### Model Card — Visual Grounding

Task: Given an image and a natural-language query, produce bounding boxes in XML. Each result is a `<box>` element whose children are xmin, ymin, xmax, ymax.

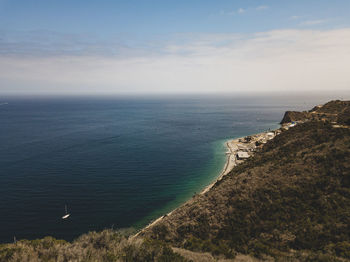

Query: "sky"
<box><xmin>0</xmin><ymin>0</ymin><xmax>350</xmax><ymax>95</ymax></box>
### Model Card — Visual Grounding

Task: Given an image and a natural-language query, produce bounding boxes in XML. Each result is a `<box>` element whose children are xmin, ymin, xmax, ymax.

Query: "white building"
<box><xmin>237</xmin><ymin>151</ymin><xmax>250</xmax><ymax>160</ymax></box>
<box><xmin>267</xmin><ymin>132</ymin><xmax>275</xmax><ymax>140</ymax></box>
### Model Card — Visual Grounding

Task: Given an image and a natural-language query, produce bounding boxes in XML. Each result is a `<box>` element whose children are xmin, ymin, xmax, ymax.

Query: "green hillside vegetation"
<box><xmin>1</xmin><ymin>100</ymin><xmax>350</xmax><ymax>262</ymax></box>
<box><xmin>142</xmin><ymin>120</ymin><xmax>350</xmax><ymax>261</ymax></box>
<box><xmin>0</xmin><ymin>230</ymin><xmax>188</xmax><ymax>262</ymax></box>
<box><xmin>142</xmin><ymin>102</ymin><xmax>350</xmax><ymax>261</ymax></box>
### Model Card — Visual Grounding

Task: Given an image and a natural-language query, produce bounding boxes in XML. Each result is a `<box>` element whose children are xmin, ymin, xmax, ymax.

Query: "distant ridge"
<box><xmin>280</xmin><ymin>100</ymin><xmax>350</xmax><ymax>124</ymax></box>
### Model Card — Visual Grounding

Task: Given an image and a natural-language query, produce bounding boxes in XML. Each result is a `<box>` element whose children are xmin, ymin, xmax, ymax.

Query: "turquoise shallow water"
<box><xmin>133</xmin><ymin>139</ymin><xmax>228</xmax><ymax>228</ymax></box>
<box><xmin>0</xmin><ymin>95</ymin><xmax>330</xmax><ymax>242</ymax></box>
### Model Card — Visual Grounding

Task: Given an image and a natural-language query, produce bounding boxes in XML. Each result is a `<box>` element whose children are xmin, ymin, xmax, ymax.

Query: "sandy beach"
<box><xmin>200</xmin><ymin>139</ymin><xmax>238</xmax><ymax>194</ymax></box>
<box><xmin>136</xmin><ymin>129</ymin><xmax>279</xmax><ymax>236</ymax></box>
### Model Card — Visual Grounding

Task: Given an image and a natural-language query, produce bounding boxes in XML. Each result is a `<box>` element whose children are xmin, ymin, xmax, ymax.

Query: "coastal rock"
<box><xmin>281</xmin><ymin>100</ymin><xmax>350</xmax><ymax>124</ymax></box>
<box><xmin>279</xmin><ymin>111</ymin><xmax>309</xmax><ymax>124</ymax></box>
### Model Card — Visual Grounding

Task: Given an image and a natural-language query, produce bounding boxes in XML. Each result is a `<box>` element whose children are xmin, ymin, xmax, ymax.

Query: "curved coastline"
<box><xmin>135</xmin><ymin>129</ymin><xmax>277</xmax><ymax>236</ymax></box>
<box><xmin>133</xmin><ymin>140</ymin><xmax>233</xmax><ymax>237</ymax></box>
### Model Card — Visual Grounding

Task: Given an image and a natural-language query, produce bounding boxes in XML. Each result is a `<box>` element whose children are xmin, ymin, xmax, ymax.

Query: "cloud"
<box><xmin>1</xmin><ymin>28</ymin><xmax>350</xmax><ymax>95</ymax></box>
<box><xmin>221</xmin><ymin>6</ymin><xmax>265</xmax><ymax>16</ymax></box>
<box><xmin>0</xmin><ymin>30</ymin><xmax>156</xmax><ymax>58</ymax></box>
<box><xmin>238</xmin><ymin>8</ymin><xmax>245</xmax><ymax>14</ymax></box>
<box><xmin>290</xmin><ymin>16</ymin><xmax>300</xmax><ymax>20</ymax></box>
<box><xmin>218</xmin><ymin>8</ymin><xmax>245</xmax><ymax>16</ymax></box>
<box><xmin>300</xmin><ymin>19</ymin><xmax>328</xmax><ymax>26</ymax></box>
<box><xmin>256</xmin><ymin>5</ymin><xmax>268</xmax><ymax>11</ymax></box>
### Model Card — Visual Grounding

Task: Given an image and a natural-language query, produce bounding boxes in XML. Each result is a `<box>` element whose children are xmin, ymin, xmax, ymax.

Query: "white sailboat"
<box><xmin>62</xmin><ymin>205</ymin><xmax>70</xmax><ymax>219</ymax></box>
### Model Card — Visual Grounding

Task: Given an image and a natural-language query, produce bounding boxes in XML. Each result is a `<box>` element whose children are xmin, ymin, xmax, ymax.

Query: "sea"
<box><xmin>0</xmin><ymin>95</ymin><xmax>334</xmax><ymax>243</ymax></box>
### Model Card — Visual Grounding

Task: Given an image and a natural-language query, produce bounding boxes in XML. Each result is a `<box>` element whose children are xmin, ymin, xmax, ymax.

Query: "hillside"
<box><xmin>1</xmin><ymin>100</ymin><xmax>350</xmax><ymax>262</ymax></box>
<box><xmin>141</xmin><ymin>120</ymin><xmax>350</xmax><ymax>261</ymax></box>
<box><xmin>142</xmin><ymin>101</ymin><xmax>350</xmax><ymax>261</ymax></box>
<box><xmin>280</xmin><ymin>100</ymin><xmax>350</xmax><ymax>124</ymax></box>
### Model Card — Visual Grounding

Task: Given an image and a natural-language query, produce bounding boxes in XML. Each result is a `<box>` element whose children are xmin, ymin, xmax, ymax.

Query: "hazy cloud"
<box><xmin>0</xmin><ymin>30</ymin><xmax>166</xmax><ymax>58</ymax></box>
<box><xmin>256</xmin><ymin>5</ymin><xmax>268</xmax><ymax>10</ymax></box>
<box><xmin>219</xmin><ymin>8</ymin><xmax>245</xmax><ymax>16</ymax></box>
<box><xmin>1</xmin><ymin>28</ymin><xmax>350</xmax><ymax>95</ymax></box>
<box><xmin>300</xmin><ymin>19</ymin><xmax>328</xmax><ymax>26</ymax></box>
<box><xmin>238</xmin><ymin>8</ymin><xmax>245</xmax><ymax>14</ymax></box>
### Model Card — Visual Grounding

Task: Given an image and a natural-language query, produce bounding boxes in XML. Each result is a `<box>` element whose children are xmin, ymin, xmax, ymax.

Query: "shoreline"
<box><xmin>136</xmin><ymin>128</ymin><xmax>278</xmax><ymax>236</ymax></box>
<box><xmin>200</xmin><ymin>140</ymin><xmax>237</xmax><ymax>194</ymax></box>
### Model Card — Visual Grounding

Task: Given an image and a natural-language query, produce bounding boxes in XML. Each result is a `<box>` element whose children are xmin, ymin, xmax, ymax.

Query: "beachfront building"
<box><xmin>267</xmin><ymin>132</ymin><xmax>275</xmax><ymax>140</ymax></box>
<box><xmin>236</xmin><ymin>151</ymin><xmax>250</xmax><ymax>160</ymax></box>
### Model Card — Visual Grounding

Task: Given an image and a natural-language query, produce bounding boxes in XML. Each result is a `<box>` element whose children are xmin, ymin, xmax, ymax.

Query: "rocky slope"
<box><xmin>142</xmin><ymin>101</ymin><xmax>350</xmax><ymax>261</ymax></box>
<box><xmin>280</xmin><ymin>100</ymin><xmax>350</xmax><ymax>124</ymax></box>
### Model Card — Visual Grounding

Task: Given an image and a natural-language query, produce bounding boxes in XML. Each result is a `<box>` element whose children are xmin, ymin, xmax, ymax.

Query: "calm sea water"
<box><xmin>0</xmin><ymin>95</ymin><xmax>331</xmax><ymax>242</ymax></box>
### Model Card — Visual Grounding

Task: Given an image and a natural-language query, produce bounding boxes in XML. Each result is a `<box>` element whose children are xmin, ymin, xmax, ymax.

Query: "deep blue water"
<box><xmin>0</xmin><ymin>95</ymin><xmax>332</xmax><ymax>243</ymax></box>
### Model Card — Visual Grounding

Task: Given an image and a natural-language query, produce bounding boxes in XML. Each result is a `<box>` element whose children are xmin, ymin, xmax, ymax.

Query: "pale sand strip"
<box><xmin>201</xmin><ymin>139</ymin><xmax>237</xmax><ymax>194</ymax></box>
<box><xmin>134</xmin><ymin>138</ymin><xmax>241</xmax><ymax>237</ymax></box>
<box><xmin>134</xmin><ymin>130</ymin><xmax>278</xmax><ymax>237</ymax></box>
